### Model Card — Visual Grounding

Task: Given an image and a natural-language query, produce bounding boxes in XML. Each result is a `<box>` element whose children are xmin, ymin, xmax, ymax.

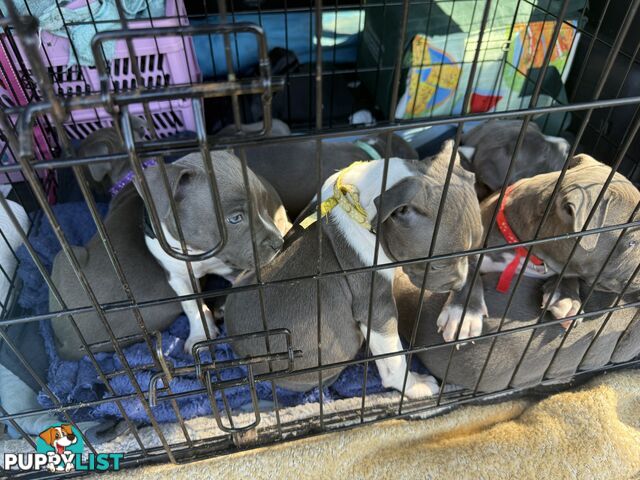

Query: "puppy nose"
<box><xmin>67</xmin><ymin>433</ymin><xmax>76</xmax><ymax>441</ymax></box>
<box><xmin>263</xmin><ymin>236</ymin><xmax>284</xmax><ymax>253</ymax></box>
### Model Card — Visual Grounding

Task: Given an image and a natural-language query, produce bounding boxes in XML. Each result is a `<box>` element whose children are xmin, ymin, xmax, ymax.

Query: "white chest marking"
<box><xmin>145</xmin><ymin>223</ymin><xmax>235</xmax><ymax>280</ymax></box>
<box><xmin>329</xmin><ymin>206</ymin><xmax>395</xmax><ymax>281</ymax></box>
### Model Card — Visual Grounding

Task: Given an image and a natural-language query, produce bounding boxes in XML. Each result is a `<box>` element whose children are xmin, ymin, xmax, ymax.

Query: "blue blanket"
<box><xmin>16</xmin><ymin>201</ymin><xmax>426</xmax><ymax>425</ymax></box>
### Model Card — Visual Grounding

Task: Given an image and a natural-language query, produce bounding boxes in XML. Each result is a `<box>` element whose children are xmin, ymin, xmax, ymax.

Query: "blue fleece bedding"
<box><xmin>16</xmin><ymin>200</ymin><xmax>425</xmax><ymax>425</ymax></box>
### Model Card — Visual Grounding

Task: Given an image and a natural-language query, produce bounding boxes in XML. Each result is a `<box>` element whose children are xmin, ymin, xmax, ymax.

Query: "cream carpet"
<box><xmin>96</xmin><ymin>370</ymin><xmax>640</xmax><ymax>480</ymax></box>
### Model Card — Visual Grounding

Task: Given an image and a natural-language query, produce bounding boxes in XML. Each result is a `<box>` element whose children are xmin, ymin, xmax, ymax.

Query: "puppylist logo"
<box><xmin>2</xmin><ymin>423</ymin><xmax>124</xmax><ymax>473</ymax></box>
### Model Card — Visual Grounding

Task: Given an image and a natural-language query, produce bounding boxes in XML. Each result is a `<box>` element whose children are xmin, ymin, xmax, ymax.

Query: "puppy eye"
<box><xmin>227</xmin><ymin>213</ymin><xmax>244</xmax><ymax>225</ymax></box>
<box><xmin>394</xmin><ymin>206</ymin><xmax>411</xmax><ymax>216</ymax></box>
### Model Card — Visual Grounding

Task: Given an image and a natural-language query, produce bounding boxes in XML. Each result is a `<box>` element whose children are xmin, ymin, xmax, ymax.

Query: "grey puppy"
<box><xmin>437</xmin><ymin>154</ymin><xmax>640</xmax><ymax>344</ymax></box>
<box><xmin>50</xmin><ymin>184</ymin><xmax>182</xmax><ymax>359</ymax></box>
<box><xmin>51</xmin><ymin>129</ymin><xmax>290</xmax><ymax>358</ymax></box>
<box><xmin>395</xmin><ymin>270</ymin><xmax>640</xmax><ymax>393</ymax></box>
<box><xmin>224</xmin><ymin>140</ymin><xmax>481</xmax><ymax>397</ymax></box>
<box><xmin>217</xmin><ymin>120</ymin><xmax>419</xmax><ymax>219</ymax></box>
<box><xmin>135</xmin><ymin>150</ymin><xmax>291</xmax><ymax>353</ymax></box>
<box><xmin>460</xmin><ymin>120</ymin><xmax>570</xmax><ymax>199</ymax></box>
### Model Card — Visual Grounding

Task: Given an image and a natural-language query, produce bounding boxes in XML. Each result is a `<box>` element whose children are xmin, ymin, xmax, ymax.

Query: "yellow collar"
<box><xmin>300</xmin><ymin>161</ymin><xmax>372</xmax><ymax>231</ymax></box>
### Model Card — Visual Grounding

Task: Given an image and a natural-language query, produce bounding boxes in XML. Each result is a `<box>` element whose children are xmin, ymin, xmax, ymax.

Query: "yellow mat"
<box><xmin>99</xmin><ymin>370</ymin><xmax>640</xmax><ymax>480</ymax></box>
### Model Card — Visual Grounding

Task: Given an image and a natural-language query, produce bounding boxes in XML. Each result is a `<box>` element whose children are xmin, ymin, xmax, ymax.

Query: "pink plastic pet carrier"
<box><xmin>0</xmin><ymin>0</ymin><xmax>201</xmax><ymax>187</ymax></box>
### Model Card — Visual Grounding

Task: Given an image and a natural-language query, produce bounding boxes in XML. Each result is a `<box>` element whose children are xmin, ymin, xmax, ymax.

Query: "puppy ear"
<box><xmin>133</xmin><ymin>163</ymin><xmax>196</xmax><ymax>221</ymax></box>
<box><xmin>388</xmin><ymin>134</ymin><xmax>419</xmax><ymax>161</ymax></box>
<box><xmin>78</xmin><ymin>132</ymin><xmax>118</xmax><ymax>182</ymax></box>
<box><xmin>374</xmin><ymin>176</ymin><xmax>426</xmax><ymax>223</ymax></box>
<box><xmin>558</xmin><ymin>186</ymin><xmax>611</xmax><ymax>251</ymax></box>
<box><xmin>86</xmin><ymin>162</ymin><xmax>112</xmax><ymax>183</ymax></box>
<box><xmin>85</xmin><ymin>148</ymin><xmax>114</xmax><ymax>185</ymax></box>
<box><xmin>61</xmin><ymin>424</ymin><xmax>74</xmax><ymax>436</ymax></box>
<box><xmin>431</xmin><ymin>140</ymin><xmax>476</xmax><ymax>183</ymax></box>
<box><xmin>434</xmin><ymin>139</ymin><xmax>457</xmax><ymax>163</ymax></box>
<box><xmin>39</xmin><ymin>428</ymin><xmax>55</xmax><ymax>446</ymax></box>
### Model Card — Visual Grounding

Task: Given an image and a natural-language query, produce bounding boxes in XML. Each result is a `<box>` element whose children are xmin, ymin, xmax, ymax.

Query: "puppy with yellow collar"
<box><xmin>224</xmin><ymin>141</ymin><xmax>482</xmax><ymax>397</ymax></box>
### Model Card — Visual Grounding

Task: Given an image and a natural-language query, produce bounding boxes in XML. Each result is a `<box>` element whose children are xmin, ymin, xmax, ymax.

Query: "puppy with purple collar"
<box><xmin>51</xmin><ymin>130</ymin><xmax>290</xmax><ymax>357</ymax></box>
<box><xmin>134</xmin><ymin>151</ymin><xmax>290</xmax><ymax>351</ymax></box>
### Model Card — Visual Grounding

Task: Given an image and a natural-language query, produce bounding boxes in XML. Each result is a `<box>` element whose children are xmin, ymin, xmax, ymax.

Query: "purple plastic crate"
<box><xmin>25</xmin><ymin>0</ymin><xmax>201</xmax><ymax>96</ymax></box>
<box><xmin>0</xmin><ymin>0</ymin><xmax>201</xmax><ymax>171</ymax></box>
<box><xmin>0</xmin><ymin>57</ymin><xmax>58</xmax><ymax>190</ymax></box>
<box><xmin>64</xmin><ymin>100</ymin><xmax>196</xmax><ymax>140</ymax></box>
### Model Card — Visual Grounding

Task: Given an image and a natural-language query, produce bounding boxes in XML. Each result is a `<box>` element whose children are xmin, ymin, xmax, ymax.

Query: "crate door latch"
<box><xmin>149</xmin><ymin>328</ymin><xmax>302</xmax><ymax>434</ymax></box>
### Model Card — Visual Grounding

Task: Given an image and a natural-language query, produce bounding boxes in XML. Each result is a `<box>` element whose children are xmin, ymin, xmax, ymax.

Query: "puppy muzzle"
<box><xmin>248</xmin><ymin>236</ymin><xmax>284</xmax><ymax>268</ymax></box>
<box><xmin>429</xmin><ymin>278</ymin><xmax>465</xmax><ymax>293</ymax></box>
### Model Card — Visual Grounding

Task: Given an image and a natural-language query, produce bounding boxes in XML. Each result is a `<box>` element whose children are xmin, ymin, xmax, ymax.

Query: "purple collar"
<box><xmin>109</xmin><ymin>159</ymin><xmax>157</xmax><ymax>197</ymax></box>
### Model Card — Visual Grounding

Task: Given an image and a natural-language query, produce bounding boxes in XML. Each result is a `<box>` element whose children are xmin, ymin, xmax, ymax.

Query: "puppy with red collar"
<box><xmin>39</xmin><ymin>424</ymin><xmax>77</xmax><ymax>472</ymax></box>
<box><xmin>437</xmin><ymin>154</ymin><xmax>640</xmax><ymax>342</ymax></box>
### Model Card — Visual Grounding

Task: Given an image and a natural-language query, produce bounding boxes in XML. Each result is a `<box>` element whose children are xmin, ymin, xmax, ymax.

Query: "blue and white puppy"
<box><xmin>224</xmin><ymin>141</ymin><xmax>482</xmax><ymax>397</ymax></box>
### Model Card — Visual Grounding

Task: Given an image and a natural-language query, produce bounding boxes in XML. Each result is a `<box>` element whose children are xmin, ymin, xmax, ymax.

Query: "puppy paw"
<box><xmin>65</xmin><ymin>463</ymin><xmax>75</xmax><ymax>472</ymax></box>
<box><xmin>437</xmin><ymin>304</ymin><xmax>484</xmax><ymax>342</ymax></box>
<box><xmin>184</xmin><ymin>330</ymin><xmax>217</xmax><ymax>355</ymax></box>
<box><xmin>184</xmin><ymin>308</ymin><xmax>220</xmax><ymax>354</ymax></box>
<box><xmin>404</xmin><ymin>373</ymin><xmax>440</xmax><ymax>398</ymax></box>
<box><xmin>542</xmin><ymin>291</ymin><xmax>581</xmax><ymax>330</ymax></box>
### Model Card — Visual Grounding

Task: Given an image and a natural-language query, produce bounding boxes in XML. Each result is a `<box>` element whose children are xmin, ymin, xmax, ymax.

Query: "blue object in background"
<box><xmin>192</xmin><ymin>11</ymin><xmax>362</xmax><ymax>78</ymax></box>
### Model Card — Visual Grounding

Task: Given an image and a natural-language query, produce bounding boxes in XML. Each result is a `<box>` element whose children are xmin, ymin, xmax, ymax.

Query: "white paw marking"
<box><xmin>184</xmin><ymin>307</ymin><xmax>219</xmax><ymax>354</ymax></box>
<box><xmin>403</xmin><ymin>372</ymin><xmax>440</xmax><ymax>398</ymax></box>
<box><xmin>542</xmin><ymin>291</ymin><xmax>582</xmax><ymax>330</ymax></box>
<box><xmin>360</xmin><ymin>325</ymin><xmax>439</xmax><ymax>397</ymax></box>
<box><xmin>437</xmin><ymin>304</ymin><xmax>484</xmax><ymax>342</ymax></box>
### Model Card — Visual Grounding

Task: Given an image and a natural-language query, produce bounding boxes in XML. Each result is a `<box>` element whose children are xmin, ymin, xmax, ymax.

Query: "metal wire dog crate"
<box><xmin>1</xmin><ymin>0</ymin><xmax>640</xmax><ymax>476</ymax></box>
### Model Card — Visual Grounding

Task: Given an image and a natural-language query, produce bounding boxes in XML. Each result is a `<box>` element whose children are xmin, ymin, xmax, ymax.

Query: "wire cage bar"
<box><xmin>0</xmin><ymin>0</ymin><xmax>639</xmax><ymax>476</ymax></box>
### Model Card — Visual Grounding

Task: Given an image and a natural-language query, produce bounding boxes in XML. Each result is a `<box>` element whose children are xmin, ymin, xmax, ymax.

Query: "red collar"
<box><xmin>495</xmin><ymin>185</ymin><xmax>545</xmax><ymax>293</ymax></box>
